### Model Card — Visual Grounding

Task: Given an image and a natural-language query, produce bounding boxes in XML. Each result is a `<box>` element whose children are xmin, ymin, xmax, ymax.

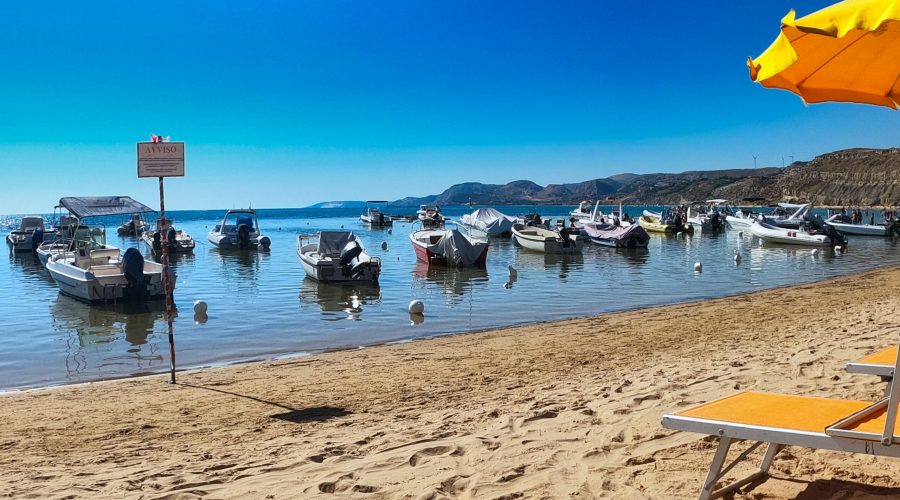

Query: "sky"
<box><xmin>0</xmin><ymin>1</ymin><xmax>896</xmax><ymax>214</ymax></box>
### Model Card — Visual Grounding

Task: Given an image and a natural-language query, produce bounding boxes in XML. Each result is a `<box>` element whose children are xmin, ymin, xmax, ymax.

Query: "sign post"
<box><xmin>138</xmin><ymin>137</ymin><xmax>185</xmax><ymax>384</ymax></box>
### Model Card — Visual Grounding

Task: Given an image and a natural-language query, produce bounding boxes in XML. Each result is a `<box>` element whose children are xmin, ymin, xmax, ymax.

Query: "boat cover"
<box><xmin>59</xmin><ymin>196</ymin><xmax>155</xmax><ymax>219</ymax></box>
<box><xmin>317</xmin><ymin>231</ymin><xmax>358</xmax><ymax>257</ymax></box>
<box><xmin>435</xmin><ymin>229</ymin><xmax>485</xmax><ymax>266</ymax></box>
<box><xmin>582</xmin><ymin>223</ymin><xmax>649</xmax><ymax>244</ymax></box>
<box><xmin>461</xmin><ymin>208</ymin><xmax>514</xmax><ymax>235</ymax></box>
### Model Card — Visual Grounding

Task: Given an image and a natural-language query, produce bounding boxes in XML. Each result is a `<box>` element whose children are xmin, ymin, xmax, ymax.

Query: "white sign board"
<box><xmin>137</xmin><ymin>142</ymin><xmax>185</xmax><ymax>178</ymax></box>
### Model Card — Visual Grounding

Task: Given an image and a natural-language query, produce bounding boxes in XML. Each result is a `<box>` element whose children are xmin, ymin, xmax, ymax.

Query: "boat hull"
<box><xmin>410</xmin><ymin>230</ymin><xmax>488</xmax><ymax>267</ymax></box>
<box><xmin>46</xmin><ymin>257</ymin><xmax>171</xmax><ymax>304</ymax></box>
<box><xmin>511</xmin><ymin>225</ymin><xmax>585</xmax><ymax>254</ymax></box>
<box><xmin>750</xmin><ymin>221</ymin><xmax>837</xmax><ymax>247</ymax></box>
<box><xmin>825</xmin><ymin>221</ymin><xmax>891</xmax><ymax>236</ymax></box>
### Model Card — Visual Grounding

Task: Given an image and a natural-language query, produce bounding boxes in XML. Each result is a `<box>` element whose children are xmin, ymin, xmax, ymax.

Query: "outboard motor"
<box><xmin>167</xmin><ymin>226</ymin><xmax>177</xmax><ymax>253</ymax></box>
<box><xmin>822</xmin><ymin>224</ymin><xmax>848</xmax><ymax>248</ymax></box>
<box><xmin>31</xmin><ymin>227</ymin><xmax>43</xmax><ymax>253</ymax></box>
<box><xmin>122</xmin><ymin>248</ymin><xmax>145</xmax><ymax>302</ymax></box>
<box><xmin>237</xmin><ymin>224</ymin><xmax>251</xmax><ymax>249</ymax></box>
<box><xmin>152</xmin><ymin>231</ymin><xmax>163</xmax><ymax>259</ymax></box>
<box><xmin>709</xmin><ymin>212</ymin><xmax>720</xmax><ymax>229</ymax></box>
<box><xmin>339</xmin><ymin>240</ymin><xmax>363</xmax><ymax>267</ymax></box>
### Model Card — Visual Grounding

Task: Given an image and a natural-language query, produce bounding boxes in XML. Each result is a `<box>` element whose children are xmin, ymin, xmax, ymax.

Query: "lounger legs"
<box><xmin>699</xmin><ymin>439</ymin><xmax>783</xmax><ymax>500</ymax></box>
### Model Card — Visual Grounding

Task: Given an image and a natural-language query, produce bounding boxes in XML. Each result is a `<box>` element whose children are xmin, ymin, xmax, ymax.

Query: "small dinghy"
<box><xmin>638</xmin><ymin>213</ymin><xmax>693</xmax><ymax>234</ymax></box>
<box><xmin>511</xmin><ymin>223</ymin><xmax>586</xmax><ymax>254</ymax></box>
<box><xmin>750</xmin><ymin>219</ymin><xmax>848</xmax><ymax>247</ymax></box>
<box><xmin>298</xmin><ymin>231</ymin><xmax>381</xmax><ymax>283</ymax></box>
<box><xmin>582</xmin><ymin>222</ymin><xmax>649</xmax><ymax>248</ymax></box>
<box><xmin>410</xmin><ymin>227</ymin><xmax>488</xmax><ymax>267</ymax></box>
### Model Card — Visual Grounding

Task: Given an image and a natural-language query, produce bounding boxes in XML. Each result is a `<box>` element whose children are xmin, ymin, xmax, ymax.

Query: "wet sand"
<box><xmin>4</xmin><ymin>267</ymin><xmax>900</xmax><ymax>499</ymax></box>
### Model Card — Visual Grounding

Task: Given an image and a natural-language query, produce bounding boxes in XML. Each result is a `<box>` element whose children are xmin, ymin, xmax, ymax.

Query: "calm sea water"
<box><xmin>2</xmin><ymin>205</ymin><xmax>899</xmax><ymax>391</ymax></box>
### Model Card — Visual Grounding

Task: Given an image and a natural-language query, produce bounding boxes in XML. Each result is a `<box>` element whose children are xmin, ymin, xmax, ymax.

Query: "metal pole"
<box><xmin>159</xmin><ymin>176</ymin><xmax>176</xmax><ymax>384</ymax></box>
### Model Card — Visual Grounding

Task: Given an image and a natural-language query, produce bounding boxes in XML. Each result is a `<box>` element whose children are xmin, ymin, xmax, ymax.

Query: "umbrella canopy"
<box><xmin>747</xmin><ymin>0</ymin><xmax>900</xmax><ymax>108</ymax></box>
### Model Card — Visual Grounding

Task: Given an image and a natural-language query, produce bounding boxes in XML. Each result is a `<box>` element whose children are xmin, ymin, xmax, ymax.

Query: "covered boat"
<box><xmin>6</xmin><ymin>216</ymin><xmax>55</xmax><ymax>253</ymax></box>
<box><xmin>298</xmin><ymin>231</ymin><xmax>381</xmax><ymax>283</ymax></box>
<box><xmin>750</xmin><ymin>219</ymin><xmax>848</xmax><ymax>247</ymax></box>
<box><xmin>511</xmin><ymin>223</ymin><xmax>586</xmax><ymax>254</ymax></box>
<box><xmin>410</xmin><ymin>228</ymin><xmax>488</xmax><ymax>267</ymax></box>
<box><xmin>208</xmin><ymin>209</ymin><xmax>271</xmax><ymax>250</ymax></box>
<box><xmin>459</xmin><ymin>207</ymin><xmax>515</xmax><ymax>238</ymax></box>
<box><xmin>582</xmin><ymin>222</ymin><xmax>649</xmax><ymax>248</ymax></box>
<box><xmin>45</xmin><ymin>196</ymin><xmax>170</xmax><ymax>304</ymax></box>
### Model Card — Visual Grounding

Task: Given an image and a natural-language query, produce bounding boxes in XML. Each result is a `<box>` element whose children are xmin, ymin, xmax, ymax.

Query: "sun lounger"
<box><xmin>662</xmin><ymin>340</ymin><xmax>900</xmax><ymax>500</ymax></box>
<box><xmin>846</xmin><ymin>346</ymin><xmax>897</xmax><ymax>378</ymax></box>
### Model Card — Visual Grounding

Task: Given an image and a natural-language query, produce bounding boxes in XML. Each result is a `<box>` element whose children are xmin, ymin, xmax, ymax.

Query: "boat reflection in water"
<box><xmin>298</xmin><ymin>278</ymin><xmax>382</xmax><ymax>321</ymax></box>
<box><xmin>210</xmin><ymin>247</ymin><xmax>267</xmax><ymax>293</ymax></box>
<box><xmin>7</xmin><ymin>249</ymin><xmax>55</xmax><ymax>285</ymax></box>
<box><xmin>512</xmin><ymin>251</ymin><xmax>584</xmax><ymax>280</ymax></box>
<box><xmin>51</xmin><ymin>296</ymin><xmax>171</xmax><ymax>382</ymax></box>
<box><xmin>411</xmin><ymin>261</ymin><xmax>489</xmax><ymax>304</ymax></box>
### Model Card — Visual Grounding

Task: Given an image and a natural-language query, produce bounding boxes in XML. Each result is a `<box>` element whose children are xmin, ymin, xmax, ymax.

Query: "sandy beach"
<box><xmin>4</xmin><ymin>267</ymin><xmax>900</xmax><ymax>499</ymax></box>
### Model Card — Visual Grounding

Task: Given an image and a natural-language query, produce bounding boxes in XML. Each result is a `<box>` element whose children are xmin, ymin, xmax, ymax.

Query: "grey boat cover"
<box><xmin>316</xmin><ymin>231</ymin><xmax>361</xmax><ymax>257</ymax></box>
<box><xmin>434</xmin><ymin>229</ymin><xmax>486</xmax><ymax>266</ymax></box>
<box><xmin>59</xmin><ymin>196</ymin><xmax>155</xmax><ymax>219</ymax></box>
<box><xmin>460</xmin><ymin>208</ymin><xmax>514</xmax><ymax>236</ymax></box>
<box><xmin>582</xmin><ymin>223</ymin><xmax>649</xmax><ymax>244</ymax></box>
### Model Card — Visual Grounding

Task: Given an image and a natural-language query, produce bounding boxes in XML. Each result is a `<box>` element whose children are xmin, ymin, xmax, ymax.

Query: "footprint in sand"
<box><xmin>409</xmin><ymin>445</ymin><xmax>464</xmax><ymax>467</ymax></box>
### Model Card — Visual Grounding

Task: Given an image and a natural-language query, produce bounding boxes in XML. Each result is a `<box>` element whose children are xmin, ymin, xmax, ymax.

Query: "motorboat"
<box><xmin>824</xmin><ymin>213</ymin><xmax>896</xmax><ymax>237</ymax></box>
<box><xmin>581</xmin><ymin>222</ymin><xmax>649</xmax><ymax>248</ymax></box>
<box><xmin>410</xmin><ymin>227</ymin><xmax>488</xmax><ymax>267</ymax></box>
<box><xmin>750</xmin><ymin>219</ymin><xmax>848</xmax><ymax>247</ymax></box>
<box><xmin>208</xmin><ymin>209</ymin><xmax>271</xmax><ymax>250</ymax></box>
<box><xmin>360</xmin><ymin>201</ymin><xmax>393</xmax><ymax>227</ymax></box>
<box><xmin>760</xmin><ymin>203</ymin><xmax>812</xmax><ymax>229</ymax></box>
<box><xmin>459</xmin><ymin>207</ymin><xmax>515</xmax><ymax>238</ymax></box>
<box><xmin>638</xmin><ymin>210</ymin><xmax>693</xmax><ymax>234</ymax></box>
<box><xmin>686</xmin><ymin>200</ymin><xmax>727</xmax><ymax>231</ymax></box>
<box><xmin>511</xmin><ymin>223</ymin><xmax>586</xmax><ymax>254</ymax></box>
<box><xmin>298</xmin><ymin>231</ymin><xmax>381</xmax><ymax>283</ymax></box>
<box><xmin>573</xmin><ymin>200</ymin><xmax>632</xmax><ymax>228</ymax></box>
<box><xmin>117</xmin><ymin>213</ymin><xmax>151</xmax><ymax>236</ymax></box>
<box><xmin>417</xmin><ymin>205</ymin><xmax>446</xmax><ymax>227</ymax></box>
<box><xmin>517</xmin><ymin>212</ymin><xmax>550</xmax><ymax>228</ymax></box>
<box><xmin>141</xmin><ymin>219</ymin><xmax>196</xmax><ymax>258</ymax></box>
<box><xmin>6</xmin><ymin>216</ymin><xmax>55</xmax><ymax>253</ymax></box>
<box><xmin>570</xmin><ymin>200</ymin><xmax>594</xmax><ymax>223</ymax></box>
<box><xmin>45</xmin><ymin>196</ymin><xmax>171</xmax><ymax>304</ymax></box>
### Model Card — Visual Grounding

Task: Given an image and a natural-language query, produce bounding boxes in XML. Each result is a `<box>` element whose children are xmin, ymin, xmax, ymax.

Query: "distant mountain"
<box><xmin>305</xmin><ymin>201</ymin><xmax>367</xmax><ymax>209</ymax></box>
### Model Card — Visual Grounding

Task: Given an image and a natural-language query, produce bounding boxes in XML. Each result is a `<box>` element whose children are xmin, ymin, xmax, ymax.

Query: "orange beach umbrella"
<box><xmin>747</xmin><ymin>0</ymin><xmax>900</xmax><ymax>109</ymax></box>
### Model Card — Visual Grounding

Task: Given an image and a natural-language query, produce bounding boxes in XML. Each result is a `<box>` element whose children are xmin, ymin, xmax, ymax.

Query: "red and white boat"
<box><xmin>409</xmin><ymin>228</ymin><xmax>488</xmax><ymax>267</ymax></box>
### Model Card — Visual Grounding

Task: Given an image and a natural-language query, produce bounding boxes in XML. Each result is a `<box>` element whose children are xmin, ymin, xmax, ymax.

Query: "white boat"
<box><xmin>726</xmin><ymin>210</ymin><xmax>756</xmax><ymax>227</ymax></box>
<box><xmin>511</xmin><ymin>223</ymin><xmax>586</xmax><ymax>254</ymax></box>
<box><xmin>6</xmin><ymin>216</ymin><xmax>55</xmax><ymax>253</ymax></box>
<box><xmin>570</xmin><ymin>200</ymin><xmax>594</xmax><ymax>223</ymax></box>
<box><xmin>687</xmin><ymin>200</ymin><xmax>727</xmax><ymax>231</ymax></box>
<box><xmin>117</xmin><ymin>213</ymin><xmax>151</xmax><ymax>236</ymax></box>
<box><xmin>298</xmin><ymin>231</ymin><xmax>381</xmax><ymax>283</ymax></box>
<box><xmin>360</xmin><ymin>201</ymin><xmax>393</xmax><ymax>227</ymax></box>
<box><xmin>750</xmin><ymin>219</ymin><xmax>848</xmax><ymax>247</ymax></box>
<box><xmin>581</xmin><ymin>222</ymin><xmax>649</xmax><ymax>248</ymax></box>
<box><xmin>141</xmin><ymin>219</ymin><xmax>196</xmax><ymax>257</ymax></box>
<box><xmin>760</xmin><ymin>203</ymin><xmax>812</xmax><ymax>229</ymax></box>
<box><xmin>416</xmin><ymin>205</ymin><xmax>446</xmax><ymax>227</ymax></box>
<box><xmin>824</xmin><ymin>213</ymin><xmax>895</xmax><ymax>237</ymax></box>
<box><xmin>45</xmin><ymin>197</ymin><xmax>171</xmax><ymax>304</ymax></box>
<box><xmin>574</xmin><ymin>200</ymin><xmax>632</xmax><ymax>228</ymax></box>
<box><xmin>459</xmin><ymin>207</ymin><xmax>515</xmax><ymax>238</ymax></box>
<box><xmin>410</xmin><ymin>227</ymin><xmax>488</xmax><ymax>267</ymax></box>
<box><xmin>208</xmin><ymin>209</ymin><xmax>271</xmax><ymax>250</ymax></box>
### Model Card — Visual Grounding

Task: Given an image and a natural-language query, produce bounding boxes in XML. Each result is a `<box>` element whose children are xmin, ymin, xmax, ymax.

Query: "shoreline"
<box><xmin>5</xmin><ymin>265</ymin><xmax>900</xmax><ymax>498</ymax></box>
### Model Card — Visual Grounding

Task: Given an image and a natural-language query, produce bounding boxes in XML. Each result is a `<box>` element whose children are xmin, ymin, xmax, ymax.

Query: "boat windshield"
<box><xmin>73</xmin><ymin>226</ymin><xmax>106</xmax><ymax>249</ymax></box>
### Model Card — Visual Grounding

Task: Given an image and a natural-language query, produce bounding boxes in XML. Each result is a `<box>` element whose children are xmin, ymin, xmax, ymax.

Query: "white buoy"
<box><xmin>193</xmin><ymin>300</ymin><xmax>208</xmax><ymax>315</ymax></box>
<box><xmin>694</xmin><ymin>262</ymin><xmax>702</xmax><ymax>272</ymax></box>
<box><xmin>508</xmin><ymin>265</ymin><xmax>517</xmax><ymax>278</ymax></box>
<box><xmin>812</xmin><ymin>248</ymin><xmax>820</xmax><ymax>256</ymax></box>
<box><xmin>408</xmin><ymin>299</ymin><xmax>425</xmax><ymax>315</ymax></box>
<box><xmin>381</xmin><ymin>241</ymin><xmax>388</xmax><ymax>250</ymax></box>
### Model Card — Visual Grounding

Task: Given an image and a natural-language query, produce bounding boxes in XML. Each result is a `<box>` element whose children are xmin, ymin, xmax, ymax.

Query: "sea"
<box><xmin>2</xmin><ymin>205</ymin><xmax>899</xmax><ymax>391</ymax></box>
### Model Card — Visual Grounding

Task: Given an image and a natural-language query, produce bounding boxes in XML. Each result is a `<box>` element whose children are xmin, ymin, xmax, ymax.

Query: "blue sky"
<box><xmin>1</xmin><ymin>1</ymin><xmax>896</xmax><ymax>214</ymax></box>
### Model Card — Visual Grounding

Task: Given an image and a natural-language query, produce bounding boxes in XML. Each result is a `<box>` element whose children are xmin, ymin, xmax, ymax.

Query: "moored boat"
<box><xmin>638</xmin><ymin>212</ymin><xmax>693</xmax><ymax>234</ymax></box>
<box><xmin>582</xmin><ymin>222</ymin><xmax>649</xmax><ymax>248</ymax></box>
<box><xmin>410</xmin><ymin>227</ymin><xmax>488</xmax><ymax>267</ymax></box>
<box><xmin>459</xmin><ymin>207</ymin><xmax>515</xmax><ymax>238</ymax></box>
<box><xmin>360</xmin><ymin>201</ymin><xmax>393</xmax><ymax>227</ymax></box>
<box><xmin>824</xmin><ymin>213</ymin><xmax>896</xmax><ymax>237</ymax></box>
<box><xmin>416</xmin><ymin>205</ymin><xmax>446</xmax><ymax>227</ymax></box>
<box><xmin>142</xmin><ymin>220</ymin><xmax>196</xmax><ymax>258</ymax></box>
<box><xmin>208</xmin><ymin>209</ymin><xmax>271</xmax><ymax>250</ymax></box>
<box><xmin>750</xmin><ymin>219</ymin><xmax>848</xmax><ymax>247</ymax></box>
<box><xmin>117</xmin><ymin>213</ymin><xmax>151</xmax><ymax>236</ymax></box>
<box><xmin>298</xmin><ymin>231</ymin><xmax>381</xmax><ymax>283</ymax></box>
<box><xmin>511</xmin><ymin>223</ymin><xmax>586</xmax><ymax>254</ymax></box>
<box><xmin>6</xmin><ymin>216</ymin><xmax>55</xmax><ymax>253</ymax></box>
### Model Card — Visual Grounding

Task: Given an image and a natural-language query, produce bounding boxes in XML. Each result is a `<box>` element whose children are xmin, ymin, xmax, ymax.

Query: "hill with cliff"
<box><xmin>388</xmin><ymin>147</ymin><xmax>899</xmax><ymax>207</ymax></box>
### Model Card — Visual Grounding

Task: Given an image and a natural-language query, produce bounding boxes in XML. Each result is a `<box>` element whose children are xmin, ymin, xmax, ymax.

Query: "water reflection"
<box><xmin>298</xmin><ymin>279</ymin><xmax>382</xmax><ymax>321</ymax></box>
<box><xmin>7</xmin><ymin>250</ymin><xmax>54</xmax><ymax>284</ymax></box>
<box><xmin>412</xmin><ymin>262</ymin><xmax>489</xmax><ymax>300</ymax></box>
<box><xmin>513</xmin><ymin>252</ymin><xmax>584</xmax><ymax>280</ymax></box>
<box><xmin>51</xmin><ymin>296</ymin><xmax>169</xmax><ymax>380</ymax></box>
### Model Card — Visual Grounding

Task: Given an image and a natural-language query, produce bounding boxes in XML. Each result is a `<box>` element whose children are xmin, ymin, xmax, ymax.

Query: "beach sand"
<box><xmin>4</xmin><ymin>268</ymin><xmax>900</xmax><ymax>499</ymax></box>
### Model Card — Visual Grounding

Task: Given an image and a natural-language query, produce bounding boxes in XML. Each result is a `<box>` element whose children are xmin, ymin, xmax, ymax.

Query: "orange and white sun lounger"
<box><xmin>847</xmin><ymin>346</ymin><xmax>897</xmax><ymax>378</ymax></box>
<box><xmin>662</xmin><ymin>340</ymin><xmax>900</xmax><ymax>500</ymax></box>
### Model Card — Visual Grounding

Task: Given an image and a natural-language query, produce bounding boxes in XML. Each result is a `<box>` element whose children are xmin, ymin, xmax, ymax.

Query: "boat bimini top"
<box><xmin>59</xmin><ymin>196</ymin><xmax>155</xmax><ymax>219</ymax></box>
